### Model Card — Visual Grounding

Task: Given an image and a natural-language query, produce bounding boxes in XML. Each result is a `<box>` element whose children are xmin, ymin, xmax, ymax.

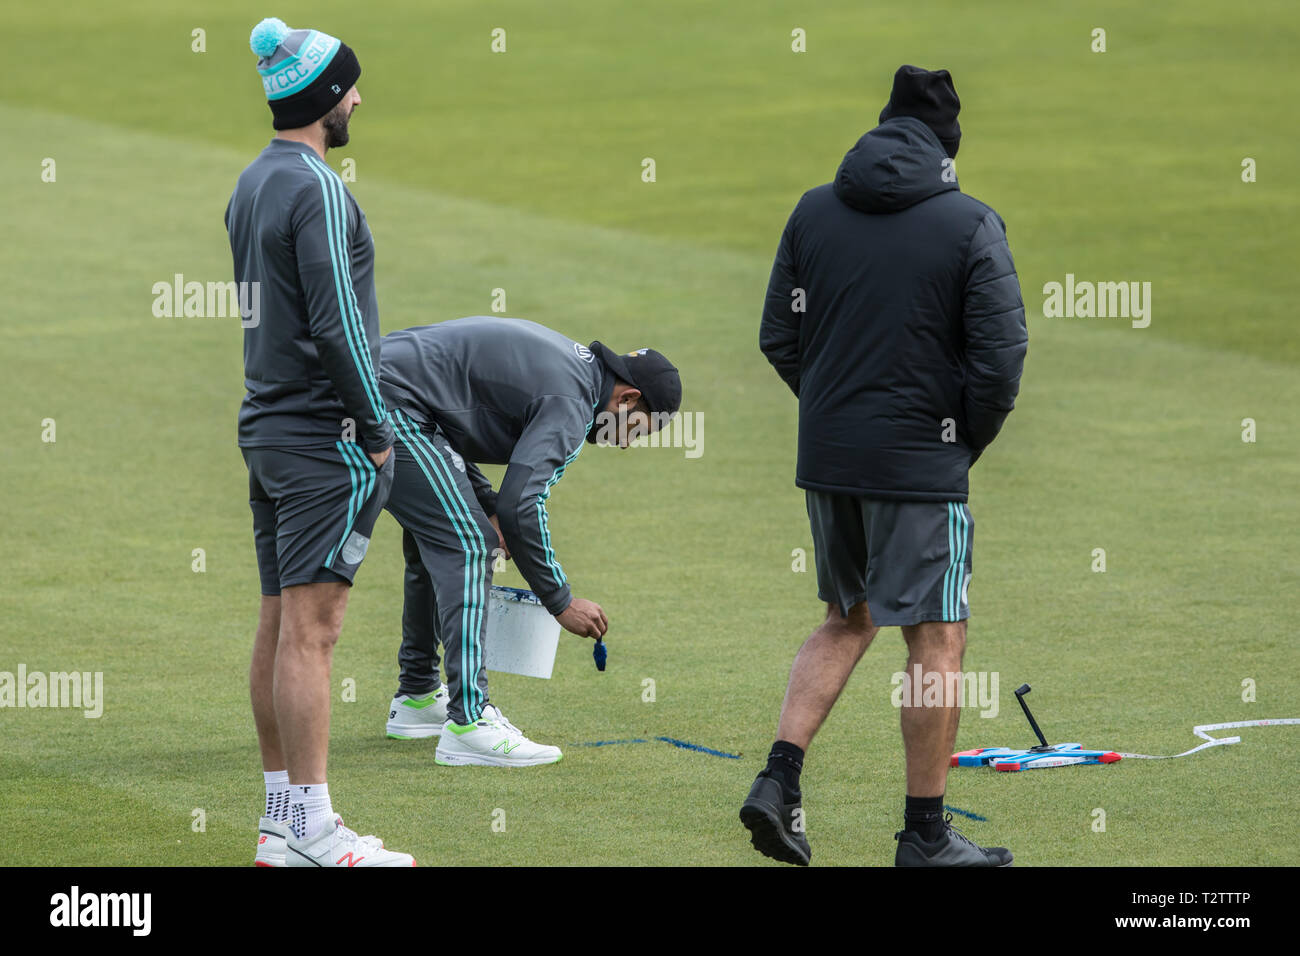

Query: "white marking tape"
<box><xmin>1116</xmin><ymin>718</ymin><xmax>1300</xmax><ymax>759</ymax></box>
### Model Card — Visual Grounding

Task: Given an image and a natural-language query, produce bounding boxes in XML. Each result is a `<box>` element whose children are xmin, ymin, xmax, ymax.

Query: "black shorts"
<box><xmin>806</xmin><ymin>491</ymin><xmax>972</xmax><ymax>626</ymax></box>
<box><xmin>242</xmin><ymin>442</ymin><xmax>395</xmax><ymax>594</ymax></box>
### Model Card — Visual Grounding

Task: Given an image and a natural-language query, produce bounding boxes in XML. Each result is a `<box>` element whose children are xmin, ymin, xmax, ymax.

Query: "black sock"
<box><xmin>904</xmin><ymin>795</ymin><xmax>945</xmax><ymax>842</ymax></box>
<box><xmin>763</xmin><ymin>740</ymin><xmax>805</xmax><ymax>799</ymax></box>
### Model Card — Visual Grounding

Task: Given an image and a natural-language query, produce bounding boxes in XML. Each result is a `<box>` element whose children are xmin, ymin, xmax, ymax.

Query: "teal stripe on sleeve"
<box><xmin>535</xmin><ymin>410</ymin><xmax>594</xmax><ymax>587</ymax></box>
<box><xmin>309</xmin><ymin>156</ymin><xmax>387</xmax><ymax>421</ymax></box>
<box><xmin>299</xmin><ymin>154</ymin><xmax>387</xmax><ymax>424</ymax></box>
<box><xmin>310</xmin><ymin>156</ymin><xmax>387</xmax><ymax>425</ymax></box>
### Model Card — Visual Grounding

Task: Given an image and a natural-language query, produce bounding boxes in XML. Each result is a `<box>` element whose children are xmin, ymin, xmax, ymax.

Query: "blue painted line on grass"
<box><xmin>944</xmin><ymin>804</ymin><xmax>987</xmax><ymax>822</ymax></box>
<box><xmin>654</xmin><ymin>736</ymin><xmax>742</xmax><ymax>759</ymax></box>
<box><xmin>576</xmin><ymin>736</ymin><xmax>742</xmax><ymax>759</ymax></box>
<box><xmin>580</xmin><ymin>738</ymin><xmax>649</xmax><ymax>747</ymax></box>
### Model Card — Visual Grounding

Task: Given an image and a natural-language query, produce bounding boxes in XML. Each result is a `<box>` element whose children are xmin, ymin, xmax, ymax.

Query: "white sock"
<box><xmin>263</xmin><ymin>769</ymin><xmax>290</xmax><ymax>823</ymax></box>
<box><xmin>289</xmin><ymin>783</ymin><xmax>333</xmax><ymax>840</ymax></box>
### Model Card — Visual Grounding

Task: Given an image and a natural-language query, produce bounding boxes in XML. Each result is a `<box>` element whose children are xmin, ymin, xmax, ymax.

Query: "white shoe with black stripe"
<box><xmin>285</xmin><ymin>816</ymin><xmax>415</xmax><ymax>867</ymax></box>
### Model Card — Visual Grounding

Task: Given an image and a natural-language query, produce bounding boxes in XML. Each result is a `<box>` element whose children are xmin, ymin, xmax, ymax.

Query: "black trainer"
<box><xmin>740</xmin><ymin>772</ymin><xmax>811</xmax><ymax>866</ymax></box>
<box><xmin>894</xmin><ymin>813</ymin><xmax>1013</xmax><ymax>866</ymax></box>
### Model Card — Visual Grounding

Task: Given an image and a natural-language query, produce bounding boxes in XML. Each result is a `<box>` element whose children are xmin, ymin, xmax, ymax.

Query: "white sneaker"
<box><xmin>386</xmin><ymin>687</ymin><xmax>450</xmax><ymax>739</ymax></box>
<box><xmin>285</xmin><ymin>815</ymin><xmax>416</xmax><ymax>867</ymax></box>
<box><xmin>254</xmin><ymin>816</ymin><xmax>289</xmax><ymax>867</ymax></box>
<box><xmin>434</xmin><ymin>703</ymin><xmax>563</xmax><ymax>767</ymax></box>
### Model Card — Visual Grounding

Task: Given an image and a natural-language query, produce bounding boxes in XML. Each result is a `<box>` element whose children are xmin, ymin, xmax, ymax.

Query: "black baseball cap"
<box><xmin>589</xmin><ymin>341</ymin><xmax>682</xmax><ymax>418</ymax></box>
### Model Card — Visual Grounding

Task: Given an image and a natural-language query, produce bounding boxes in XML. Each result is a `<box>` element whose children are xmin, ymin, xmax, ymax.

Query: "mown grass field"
<box><xmin>1</xmin><ymin>0</ymin><xmax>1296</xmax><ymax>866</ymax></box>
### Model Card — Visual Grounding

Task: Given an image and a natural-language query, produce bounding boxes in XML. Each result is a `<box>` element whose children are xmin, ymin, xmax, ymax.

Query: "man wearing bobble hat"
<box><xmin>226</xmin><ymin>17</ymin><xmax>414</xmax><ymax>867</ymax></box>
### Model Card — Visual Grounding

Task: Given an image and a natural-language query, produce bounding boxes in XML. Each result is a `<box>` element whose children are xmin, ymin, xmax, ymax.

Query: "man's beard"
<box><xmin>322</xmin><ymin>101</ymin><xmax>352</xmax><ymax>148</ymax></box>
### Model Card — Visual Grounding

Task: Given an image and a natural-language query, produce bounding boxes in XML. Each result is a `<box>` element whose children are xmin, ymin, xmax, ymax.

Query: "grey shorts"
<box><xmin>806</xmin><ymin>491</ymin><xmax>972</xmax><ymax>626</ymax></box>
<box><xmin>243</xmin><ymin>442</ymin><xmax>395</xmax><ymax>594</ymax></box>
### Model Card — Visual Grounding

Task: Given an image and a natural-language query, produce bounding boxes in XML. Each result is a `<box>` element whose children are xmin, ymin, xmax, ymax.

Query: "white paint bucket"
<box><xmin>483</xmin><ymin>586</ymin><xmax>562</xmax><ymax>679</ymax></box>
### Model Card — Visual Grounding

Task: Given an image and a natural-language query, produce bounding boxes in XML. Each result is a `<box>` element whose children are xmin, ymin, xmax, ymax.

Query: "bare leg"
<box><xmin>250</xmin><ymin>594</ymin><xmax>283</xmax><ymax>771</ymax></box>
<box><xmin>776</xmin><ymin>602</ymin><xmax>879</xmax><ymax>750</ymax></box>
<box><xmin>899</xmin><ymin>620</ymin><xmax>966</xmax><ymax>797</ymax></box>
<box><xmin>275</xmin><ymin>581</ymin><xmax>350</xmax><ymax>784</ymax></box>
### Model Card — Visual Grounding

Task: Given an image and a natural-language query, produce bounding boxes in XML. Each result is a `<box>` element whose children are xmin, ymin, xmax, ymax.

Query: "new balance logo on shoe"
<box><xmin>336</xmin><ymin>852</ymin><xmax>365</xmax><ymax>867</ymax></box>
<box><xmin>432</xmin><ymin>704</ymin><xmax>563</xmax><ymax>766</ymax></box>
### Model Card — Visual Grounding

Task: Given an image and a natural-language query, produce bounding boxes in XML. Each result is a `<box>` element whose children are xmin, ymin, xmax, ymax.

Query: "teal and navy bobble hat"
<box><xmin>249</xmin><ymin>17</ymin><xmax>361</xmax><ymax>130</ymax></box>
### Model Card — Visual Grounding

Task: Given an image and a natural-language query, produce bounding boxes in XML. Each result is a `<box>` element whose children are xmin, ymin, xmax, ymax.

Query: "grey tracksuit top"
<box><xmin>226</xmin><ymin>138</ymin><xmax>393</xmax><ymax>452</ymax></box>
<box><xmin>380</xmin><ymin>317</ymin><xmax>612</xmax><ymax>615</ymax></box>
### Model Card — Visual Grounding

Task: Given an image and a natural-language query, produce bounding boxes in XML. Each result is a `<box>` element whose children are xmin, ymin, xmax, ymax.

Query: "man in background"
<box><xmin>744</xmin><ymin>65</ymin><xmax>1028</xmax><ymax>866</ymax></box>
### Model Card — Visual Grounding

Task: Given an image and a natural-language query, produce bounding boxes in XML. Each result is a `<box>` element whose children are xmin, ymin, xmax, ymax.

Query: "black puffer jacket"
<box><xmin>760</xmin><ymin>116</ymin><xmax>1027</xmax><ymax>501</ymax></box>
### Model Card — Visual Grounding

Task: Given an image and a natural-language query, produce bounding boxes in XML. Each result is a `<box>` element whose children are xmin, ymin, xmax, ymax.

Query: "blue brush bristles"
<box><xmin>593</xmin><ymin>639</ymin><xmax>607</xmax><ymax>671</ymax></box>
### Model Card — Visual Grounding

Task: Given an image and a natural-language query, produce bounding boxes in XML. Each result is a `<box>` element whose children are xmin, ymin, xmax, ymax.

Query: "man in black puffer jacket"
<box><xmin>741</xmin><ymin>66</ymin><xmax>1027</xmax><ymax>868</ymax></box>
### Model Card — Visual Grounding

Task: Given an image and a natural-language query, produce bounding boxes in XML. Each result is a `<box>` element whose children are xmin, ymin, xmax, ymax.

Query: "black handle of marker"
<box><xmin>1014</xmin><ymin>684</ymin><xmax>1049</xmax><ymax>749</ymax></box>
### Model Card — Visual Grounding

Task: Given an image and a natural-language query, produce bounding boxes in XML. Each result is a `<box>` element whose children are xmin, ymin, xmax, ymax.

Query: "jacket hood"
<box><xmin>833</xmin><ymin>116</ymin><xmax>959</xmax><ymax>214</ymax></box>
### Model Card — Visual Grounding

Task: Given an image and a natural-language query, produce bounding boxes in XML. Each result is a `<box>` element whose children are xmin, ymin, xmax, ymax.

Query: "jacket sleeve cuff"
<box><xmin>538</xmin><ymin>584</ymin><xmax>572</xmax><ymax>617</ymax></box>
<box><xmin>362</xmin><ymin>417</ymin><xmax>395</xmax><ymax>454</ymax></box>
